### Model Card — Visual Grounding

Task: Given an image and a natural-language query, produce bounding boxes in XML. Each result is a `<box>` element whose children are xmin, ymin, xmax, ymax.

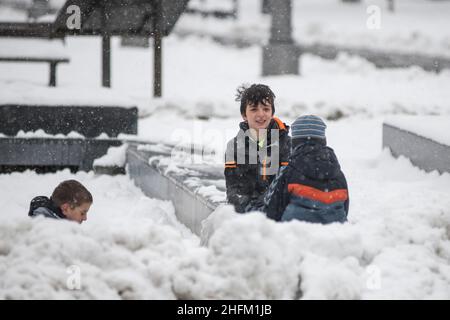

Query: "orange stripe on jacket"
<box><xmin>262</xmin><ymin>159</ymin><xmax>267</xmax><ymax>181</ymax></box>
<box><xmin>288</xmin><ymin>184</ymin><xmax>348</xmax><ymax>204</ymax></box>
<box><xmin>272</xmin><ymin>116</ymin><xmax>286</xmax><ymax>131</ymax></box>
<box><xmin>225</xmin><ymin>161</ymin><xmax>237</xmax><ymax>169</ymax></box>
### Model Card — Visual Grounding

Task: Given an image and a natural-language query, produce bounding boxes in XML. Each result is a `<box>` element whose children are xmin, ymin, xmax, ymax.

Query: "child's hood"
<box><xmin>290</xmin><ymin>142</ymin><xmax>341</xmax><ymax>181</ymax></box>
<box><xmin>28</xmin><ymin>196</ymin><xmax>52</xmax><ymax>216</ymax></box>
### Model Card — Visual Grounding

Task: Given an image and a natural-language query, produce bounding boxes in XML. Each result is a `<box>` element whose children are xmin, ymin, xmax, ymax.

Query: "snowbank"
<box><xmin>1</xmin><ymin>119</ymin><xmax>449</xmax><ymax>299</ymax></box>
<box><xmin>93</xmin><ymin>144</ymin><xmax>128</xmax><ymax>167</ymax></box>
<box><xmin>1</xmin><ymin>35</ymin><xmax>449</xmax><ymax>120</ymax></box>
<box><xmin>0</xmin><ymin>171</ymin><xmax>198</xmax><ymax>299</ymax></box>
<box><xmin>176</xmin><ymin>0</ymin><xmax>450</xmax><ymax>58</ymax></box>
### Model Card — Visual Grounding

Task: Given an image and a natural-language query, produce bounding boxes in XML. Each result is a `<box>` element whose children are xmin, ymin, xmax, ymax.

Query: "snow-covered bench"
<box><xmin>186</xmin><ymin>0</ymin><xmax>238</xmax><ymax>19</ymax></box>
<box><xmin>0</xmin><ymin>38</ymin><xmax>69</xmax><ymax>86</ymax></box>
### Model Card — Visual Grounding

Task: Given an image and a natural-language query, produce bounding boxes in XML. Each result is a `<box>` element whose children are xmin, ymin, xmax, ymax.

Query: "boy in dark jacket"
<box><xmin>264</xmin><ymin>115</ymin><xmax>349</xmax><ymax>223</ymax></box>
<box><xmin>225</xmin><ymin>84</ymin><xmax>291</xmax><ymax>213</ymax></box>
<box><xmin>29</xmin><ymin>180</ymin><xmax>93</xmax><ymax>224</ymax></box>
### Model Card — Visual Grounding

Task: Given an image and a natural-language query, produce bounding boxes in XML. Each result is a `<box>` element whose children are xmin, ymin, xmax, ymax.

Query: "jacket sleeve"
<box><xmin>280</xmin><ymin>134</ymin><xmax>292</xmax><ymax>165</ymax></box>
<box><xmin>342</xmin><ymin>174</ymin><xmax>350</xmax><ymax>216</ymax></box>
<box><xmin>225</xmin><ymin>166</ymin><xmax>252</xmax><ymax>213</ymax></box>
<box><xmin>224</xmin><ymin>139</ymin><xmax>251</xmax><ymax>213</ymax></box>
<box><xmin>332</xmin><ymin>149</ymin><xmax>350</xmax><ymax>217</ymax></box>
<box><xmin>264</xmin><ymin>165</ymin><xmax>290</xmax><ymax>221</ymax></box>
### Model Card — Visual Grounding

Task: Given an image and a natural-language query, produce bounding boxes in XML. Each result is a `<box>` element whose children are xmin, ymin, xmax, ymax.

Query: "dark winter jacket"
<box><xmin>28</xmin><ymin>196</ymin><xmax>67</xmax><ymax>220</ymax></box>
<box><xmin>224</xmin><ymin>117</ymin><xmax>291</xmax><ymax>213</ymax></box>
<box><xmin>264</xmin><ymin>138</ymin><xmax>349</xmax><ymax>223</ymax></box>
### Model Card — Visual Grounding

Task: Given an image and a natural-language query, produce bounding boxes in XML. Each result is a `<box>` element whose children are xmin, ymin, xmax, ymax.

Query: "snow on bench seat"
<box><xmin>0</xmin><ymin>82</ymin><xmax>135</xmax><ymax>107</ymax></box>
<box><xmin>0</xmin><ymin>38</ymin><xmax>69</xmax><ymax>60</ymax></box>
<box><xmin>0</xmin><ymin>38</ymin><xmax>69</xmax><ymax>86</ymax></box>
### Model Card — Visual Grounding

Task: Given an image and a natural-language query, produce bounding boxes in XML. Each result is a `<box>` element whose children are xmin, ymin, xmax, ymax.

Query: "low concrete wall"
<box><xmin>0</xmin><ymin>103</ymin><xmax>137</xmax><ymax>172</ymax></box>
<box><xmin>383</xmin><ymin>123</ymin><xmax>450</xmax><ymax>174</ymax></box>
<box><xmin>0</xmin><ymin>137</ymin><xmax>122</xmax><ymax>172</ymax></box>
<box><xmin>298</xmin><ymin>43</ymin><xmax>450</xmax><ymax>73</ymax></box>
<box><xmin>126</xmin><ymin>144</ymin><xmax>225</xmax><ymax>236</ymax></box>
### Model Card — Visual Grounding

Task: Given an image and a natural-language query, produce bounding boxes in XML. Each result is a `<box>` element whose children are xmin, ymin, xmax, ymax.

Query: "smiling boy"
<box><xmin>224</xmin><ymin>84</ymin><xmax>291</xmax><ymax>213</ymax></box>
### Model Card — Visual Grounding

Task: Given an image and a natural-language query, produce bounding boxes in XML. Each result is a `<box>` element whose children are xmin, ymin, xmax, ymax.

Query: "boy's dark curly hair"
<box><xmin>235</xmin><ymin>84</ymin><xmax>275</xmax><ymax>116</ymax></box>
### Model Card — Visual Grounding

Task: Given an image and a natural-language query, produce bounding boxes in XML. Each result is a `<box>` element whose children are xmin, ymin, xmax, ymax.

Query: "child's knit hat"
<box><xmin>291</xmin><ymin>115</ymin><xmax>327</xmax><ymax>140</ymax></box>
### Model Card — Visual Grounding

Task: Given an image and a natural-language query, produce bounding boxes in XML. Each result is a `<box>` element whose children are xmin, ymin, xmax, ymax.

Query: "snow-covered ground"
<box><xmin>1</xmin><ymin>1</ymin><xmax>450</xmax><ymax>120</ymax></box>
<box><xmin>1</xmin><ymin>36</ymin><xmax>449</xmax><ymax>122</ymax></box>
<box><xmin>4</xmin><ymin>0</ymin><xmax>450</xmax><ymax>57</ymax></box>
<box><xmin>1</xmin><ymin>117</ymin><xmax>449</xmax><ymax>299</ymax></box>
<box><xmin>1</xmin><ymin>1</ymin><xmax>450</xmax><ymax>300</ymax></box>
<box><xmin>179</xmin><ymin>0</ymin><xmax>450</xmax><ymax>57</ymax></box>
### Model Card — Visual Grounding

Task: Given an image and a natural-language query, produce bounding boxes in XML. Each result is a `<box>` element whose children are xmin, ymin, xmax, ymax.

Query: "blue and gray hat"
<box><xmin>291</xmin><ymin>115</ymin><xmax>326</xmax><ymax>140</ymax></box>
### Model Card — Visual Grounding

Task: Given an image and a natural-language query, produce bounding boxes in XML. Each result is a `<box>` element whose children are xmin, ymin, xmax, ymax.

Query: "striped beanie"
<box><xmin>291</xmin><ymin>115</ymin><xmax>326</xmax><ymax>140</ymax></box>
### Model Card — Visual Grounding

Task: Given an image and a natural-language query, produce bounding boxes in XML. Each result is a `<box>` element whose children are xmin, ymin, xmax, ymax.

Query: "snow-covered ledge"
<box><xmin>383</xmin><ymin>116</ymin><xmax>450</xmax><ymax>174</ymax></box>
<box><xmin>127</xmin><ymin>143</ymin><xmax>226</xmax><ymax>236</ymax></box>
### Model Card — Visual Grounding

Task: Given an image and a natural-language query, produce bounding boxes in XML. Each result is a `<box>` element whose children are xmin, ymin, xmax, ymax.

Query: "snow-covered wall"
<box><xmin>384</xmin><ymin>116</ymin><xmax>450</xmax><ymax>147</ymax></box>
<box><xmin>127</xmin><ymin>143</ymin><xmax>224</xmax><ymax>235</ymax></box>
<box><xmin>383</xmin><ymin>121</ymin><xmax>450</xmax><ymax>174</ymax></box>
<box><xmin>0</xmin><ymin>137</ymin><xmax>122</xmax><ymax>172</ymax></box>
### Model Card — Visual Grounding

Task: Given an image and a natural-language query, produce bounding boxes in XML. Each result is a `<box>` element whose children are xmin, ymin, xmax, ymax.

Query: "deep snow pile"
<box><xmin>0</xmin><ymin>171</ymin><xmax>198</xmax><ymax>299</ymax></box>
<box><xmin>1</xmin><ymin>118</ymin><xmax>449</xmax><ymax>299</ymax></box>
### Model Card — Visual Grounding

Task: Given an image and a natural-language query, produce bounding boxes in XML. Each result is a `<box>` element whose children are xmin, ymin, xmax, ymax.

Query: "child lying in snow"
<box><xmin>28</xmin><ymin>180</ymin><xmax>92</xmax><ymax>224</ymax></box>
<box><xmin>264</xmin><ymin>115</ymin><xmax>349</xmax><ymax>224</ymax></box>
